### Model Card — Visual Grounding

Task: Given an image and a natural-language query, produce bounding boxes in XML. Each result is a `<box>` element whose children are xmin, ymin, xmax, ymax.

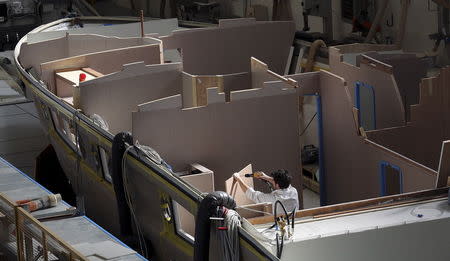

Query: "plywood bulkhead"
<box><xmin>132</xmin><ymin>80</ymin><xmax>302</xmax><ymax>205</ymax></box>
<box><xmin>78</xmin><ymin>62</ymin><xmax>183</xmax><ymax>134</ymax></box>
<box><xmin>160</xmin><ymin>18</ymin><xmax>295</xmax><ymax>76</ymax></box>
<box><xmin>20</xmin><ymin>33</ymin><xmax>161</xmax><ymax>74</ymax></box>
<box><xmin>329</xmin><ymin>46</ymin><xmax>406</xmax><ymax>129</ymax></box>
<box><xmin>367</xmin><ymin>67</ymin><xmax>450</xmax><ymax>171</ymax></box>
<box><xmin>40</xmin><ymin>42</ymin><xmax>161</xmax><ymax>94</ymax></box>
<box><xmin>292</xmin><ymin>71</ymin><xmax>436</xmax><ymax>204</ymax></box>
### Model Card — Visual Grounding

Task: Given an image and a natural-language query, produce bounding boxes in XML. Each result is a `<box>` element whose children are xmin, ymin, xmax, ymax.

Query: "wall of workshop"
<box><xmin>293</xmin><ymin>0</ymin><xmax>442</xmax><ymax>60</ymax></box>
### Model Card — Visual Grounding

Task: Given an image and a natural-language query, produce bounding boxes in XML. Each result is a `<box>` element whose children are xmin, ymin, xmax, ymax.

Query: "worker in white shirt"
<box><xmin>233</xmin><ymin>169</ymin><xmax>299</xmax><ymax>213</ymax></box>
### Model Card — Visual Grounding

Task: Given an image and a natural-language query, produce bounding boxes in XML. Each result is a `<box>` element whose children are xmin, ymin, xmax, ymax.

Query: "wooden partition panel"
<box><xmin>367</xmin><ymin>67</ymin><xmax>450</xmax><ymax>170</ymax></box>
<box><xmin>365</xmin><ymin>53</ymin><xmax>428</xmax><ymax>121</ymax></box>
<box><xmin>40</xmin><ymin>43</ymin><xmax>162</xmax><ymax>93</ymax></box>
<box><xmin>161</xmin><ymin>18</ymin><xmax>295</xmax><ymax>75</ymax></box>
<box><xmin>132</xmin><ymin>83</ymin><xmax>302</xmax><ymax>204</ymax></box>
<box><xmin>20</xmin><ymin>33</ymin><xmax>160</xmax><ymax>73</ymax></box>
<box><xmin>329</xmin><ymin>47</ymin><xmax>406</xmax><ymax>129</ymax></box>
<box><xmin>290</xmin><ymin>71</ymin><xmax>436</xmax><ymax>204</ymax></box>
<box><xmin>78</xmin><ymin>62</ymin><xmax>183</xmax><ymax>134</ymax></box>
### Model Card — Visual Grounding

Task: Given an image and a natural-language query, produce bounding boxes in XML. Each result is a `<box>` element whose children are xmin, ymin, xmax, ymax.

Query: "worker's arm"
<box><xmin>254</xmin><ymin>171</ymin><xmax>276</xmax><ymax>187</ymax></box>
<box><xmin>233</xmin><ymin>173</ymin><xmax>251</xmax><ymax>192</ymax></box>
<box><xmin>233</xmin><ymin>173</ymin><xmax>276</xmax><ymax>204</ymax></box>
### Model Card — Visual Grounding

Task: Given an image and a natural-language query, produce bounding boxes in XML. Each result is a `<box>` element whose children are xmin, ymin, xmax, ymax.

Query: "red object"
<box><xmin>217</xmin><ymin>226</ymin><xmax>228</xmax><ymax>230</ymax></box>
<box><xmin>79</xmin><ymin>73</ymin><xmax>87</xmax><ymax>82</ymax></box>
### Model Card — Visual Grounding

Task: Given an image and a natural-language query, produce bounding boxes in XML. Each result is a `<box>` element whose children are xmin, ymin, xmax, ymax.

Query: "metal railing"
<box><xmin>0</xmin><ymin>193</ymin><xmax>87</xmax><ymax>261</ymax></box>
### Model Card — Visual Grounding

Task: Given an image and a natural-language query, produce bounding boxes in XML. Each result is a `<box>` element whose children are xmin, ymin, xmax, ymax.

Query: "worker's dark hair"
<box><xmin>270</xmin><ymin>169</ymin><xmax>291</xmax><ymax>189</ymax></box>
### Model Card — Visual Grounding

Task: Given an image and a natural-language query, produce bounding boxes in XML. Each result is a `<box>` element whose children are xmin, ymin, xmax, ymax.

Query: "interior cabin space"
<box><xmin>17</xmin><ymin>18</ymin><xmax>450</xmax><ymax>213</ymax></box>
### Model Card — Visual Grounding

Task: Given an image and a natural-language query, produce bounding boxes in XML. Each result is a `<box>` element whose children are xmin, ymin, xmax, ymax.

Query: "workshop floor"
<box><xmin>0</xmin><ymin>102</ymin><xmax>47</xmax><ymax>177</ymax></box>
<box><xmin>303</xmin><ymin>187</ymin><xmax>320</xmax><ymax>209</ymax></box>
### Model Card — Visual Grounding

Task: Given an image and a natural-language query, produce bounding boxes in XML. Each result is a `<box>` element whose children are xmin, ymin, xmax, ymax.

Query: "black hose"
<box><xmin>291</xmin><ymin>207</ymin><xmax>296</xmax><ymax>230</ymax></box>
<box><xmin>276</xmin><ymin>233</ymin><xmax>284</xmax><ymax>258</ymax></box>
<box><xmin>194</xmin><ymin>191</ymin><xmax>236</xmax><ymax>261</ymax></box>
<box><xmin>273</xmin><ymin>200</ymin><xmax>290</xmax><ymax>227</ymax></box>
<box><xmin>273</xmin><ymin>200</ymin><xmax>289</xmax><ymax>259</ymax></box>
<box><xmin>111</xmin><ymin>132</ymin><xmax>133</xmax><ymax>237</ymax></box>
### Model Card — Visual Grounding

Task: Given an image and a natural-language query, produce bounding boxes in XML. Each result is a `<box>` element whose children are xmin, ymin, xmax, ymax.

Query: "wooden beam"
<box><xmin>81</xmin><ymin>67</ymin><xmax>104</xmax><ymax>77</ymax></box>
<box><xmin>247</xmin><ymin>187</ymin><xmax>448</xmax><ymax>225</ymax></box>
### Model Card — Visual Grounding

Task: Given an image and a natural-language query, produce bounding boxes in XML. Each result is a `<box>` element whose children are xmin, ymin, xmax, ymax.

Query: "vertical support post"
<box><xmin>25</xmin><ymin>235</ymin><xmax>33</xmax><ymax>261</ymax></box>
<box><xmin>316</xmin><ymin>95</ymin><xmax>326</xmax><ymax>206</ymax></box>
<box><xmin>140</xmin><ymin>10</ymin><xmax>144</xmax><ymax>38</ymax></box>
<box><xmin>436</xmin><ymin>140</ymin><xmax>450</xmax><ymax>188</ymax></box>
<box><xmin>42</xmin><ymin>231</ymin><xmax>48</xmax><ymax>261</ymax></box>
<box><xmin>15</xmin><ymin>207</ymin><xmax>25</xmax><ymax>261</ymax></box>
<box><xmin>355</xmin><ymin>81</ymin><xmax>361</xmax><ymax>127</ymax></box>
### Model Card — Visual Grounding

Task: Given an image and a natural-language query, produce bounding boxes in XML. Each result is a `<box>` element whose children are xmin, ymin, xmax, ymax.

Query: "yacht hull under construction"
<box><xmin>14</xmin><ymin>17</ymin><xmax>450</xmax><ymax>261</ymax></box>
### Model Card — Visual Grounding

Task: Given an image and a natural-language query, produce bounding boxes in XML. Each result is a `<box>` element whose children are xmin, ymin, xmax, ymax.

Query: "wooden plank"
<box><xmin>284</xmin><ymin>46</ymin><xmax>294</xmax><ymax>75</ymax></box>
<box><xmin>251</xmin><ymin>57</ymin><xmax>298</xmax><ymax>90</ymax></box>
<box><xmin>194</xmin><ymin>76</ymin><xmax>221</xmax><ymax>107</ymax></box>
<box><xmin>352</xmin><ymin>107</ymin><xmax>360</xmax><ymax>135</ymax></box>
<box><xmin>436</xmin><ymin>140</ymin><xmax>450</xmax><ymax>188</ymax></box>
<box><xmin>81</xmin><ymin>67</ymin><xmax>104</xmax><ymax>77</ymax></box>
<box><xmin>248</xmin><ymin>187</ymin><xmax>448</xmax><ymax>225</ymax></box>
<box><xmin>359</xmin><ymin>54</ymin><xmax>393</xmax><ymax>74</ymax></box>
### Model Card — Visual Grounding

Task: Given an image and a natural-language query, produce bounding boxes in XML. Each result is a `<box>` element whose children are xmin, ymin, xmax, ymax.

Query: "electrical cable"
<box><xmin>122</xmin><ymin>144</ymin><xmax>148</xmax><ymax>258</ymax></box>
<box><xmin>300</xmin><ymin>112</ymin><xmax>317</xmax><ymax>136</ymax></box>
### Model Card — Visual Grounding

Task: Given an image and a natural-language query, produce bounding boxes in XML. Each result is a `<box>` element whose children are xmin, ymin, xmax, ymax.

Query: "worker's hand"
<box><xmin>233</xmin><ymin>173</ymin><xmax>241</xmax><ymax>182</ymax></box>
<box><xmin>254</xmin><ymin>171</ymin><xmax>268</xmax><ymax>180</ymax></box>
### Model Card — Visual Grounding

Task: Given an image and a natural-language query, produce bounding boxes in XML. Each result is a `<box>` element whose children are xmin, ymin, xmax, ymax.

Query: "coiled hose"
<box><xmin>216</xmin><ymin>208</ymin><xmax>241</xmax><ymax>261</ymax></box>
<box><xmin>194</xmin><ymin>191</ymin><xmax>236</xmax><ymax>261</ymax></box>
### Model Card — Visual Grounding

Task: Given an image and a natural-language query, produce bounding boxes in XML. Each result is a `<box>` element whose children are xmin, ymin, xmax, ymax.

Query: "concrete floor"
<box><xmin>0</xmin><ymin>102</ymin><xmax>47</xmax><ymax>177</ymax></box>
<box><xmin>303</xmin><ymin>187</ymin><xmax>320</xmax><ymax>208</ymax></box>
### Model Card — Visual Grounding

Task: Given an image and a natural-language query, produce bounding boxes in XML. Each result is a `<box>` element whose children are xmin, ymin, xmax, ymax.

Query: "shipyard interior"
<box><xmin>0</xmin><ymin>1</ymin><xmax>449</xmax><ymax>261</ymax></box>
